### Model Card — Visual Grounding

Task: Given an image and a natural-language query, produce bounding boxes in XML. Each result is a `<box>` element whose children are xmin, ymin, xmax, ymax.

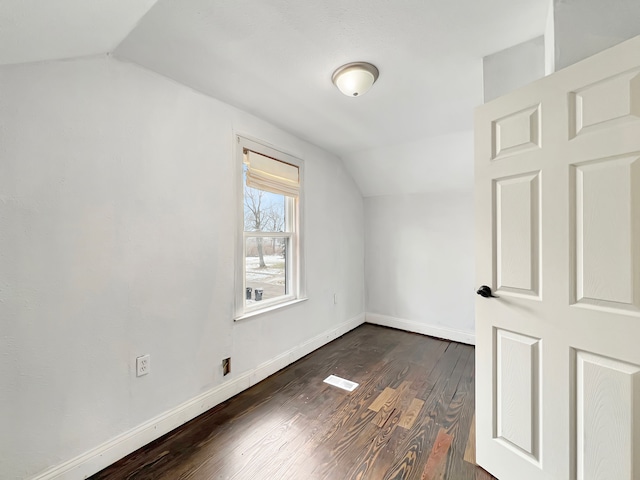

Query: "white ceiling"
<box><xmin>0</xmin><ymin>0</ymin><xmax>550</xmax><ymax>157</ymax></box>
<box><xmin>115</xmin><ymin>0</ymin><xmax>550</xmax><ymax>156</ymax></box>
<box><xmin>0</xmin><ymin>0</ymin><xmax>158</xmax><ymax>66</ymax></box>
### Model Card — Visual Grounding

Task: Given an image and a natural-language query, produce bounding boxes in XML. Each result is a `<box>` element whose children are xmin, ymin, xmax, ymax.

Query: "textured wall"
<box><xmin>343</xmin><ymin>131</ymin><xmax>475</xmax><ymax>342</ymax></box>
<box><xmin>0</xmin><ymin>55</ymin><xmax>364</xmax><ymax>479</ymax></box>
<box><xmin>554</xmin><ymin>0</ymin><xmax>640</xmax><ymax>70</ymax></box>
<box><xmin>364</xmin><ymin>190</ymin><xmax>475</xmax><ymax>339</ymax></box>
<box><xmin>483</xmin><ymin>36</ymin><xmax>546</xmax><ymax>103</ymax></box>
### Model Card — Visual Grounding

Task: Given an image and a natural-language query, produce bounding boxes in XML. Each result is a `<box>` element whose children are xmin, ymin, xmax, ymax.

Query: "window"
<box><xmin>235</xmin><ymin>136</ymin><xmax>305</xmax><ymax>319</ymax></box>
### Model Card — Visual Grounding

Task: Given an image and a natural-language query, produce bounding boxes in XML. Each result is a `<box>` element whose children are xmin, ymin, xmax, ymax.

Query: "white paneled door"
<box><xmin>475</xmin><ymin>35</ymin><xmax>640</xmax><ymax>480</ymax></box>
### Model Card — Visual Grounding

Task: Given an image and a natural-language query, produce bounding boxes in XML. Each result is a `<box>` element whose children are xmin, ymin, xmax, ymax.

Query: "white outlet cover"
<box><xmin>136</xmin><ymin>354</ymin><xmax>150</xmax><ymax>377</ymax></box>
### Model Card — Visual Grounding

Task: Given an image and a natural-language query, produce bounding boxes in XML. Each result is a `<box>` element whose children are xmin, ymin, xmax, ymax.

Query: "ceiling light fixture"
<box><xmin>331</xmin><ymin>62</ymin><xmax>379</xmax><ymax>97</ymax></box>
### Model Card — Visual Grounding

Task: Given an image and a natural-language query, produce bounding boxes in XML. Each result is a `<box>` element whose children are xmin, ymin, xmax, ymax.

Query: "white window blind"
<box><xmin>245</xmin><ymin>150</ymin><xmax>299</xmax><ymax>197</ymax></box>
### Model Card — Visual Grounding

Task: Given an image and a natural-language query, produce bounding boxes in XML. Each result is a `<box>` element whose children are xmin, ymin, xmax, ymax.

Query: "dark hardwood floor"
<box><xmin>90</xmin><ymin>324</ymin><xmax>496</xmax><ymax>479</ymax></box>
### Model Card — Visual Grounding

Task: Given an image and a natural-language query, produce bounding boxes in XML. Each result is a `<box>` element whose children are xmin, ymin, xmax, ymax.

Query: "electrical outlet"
<box><xmin>136</xmin><ymin>354</ymin><xmax>150</xmax><ymax>377</ymax></box>
<box><xmin>333</xmin><ymin>293</ymin><xmax>338</xmax><ymax>304</ymax></box>
<box><xmin>222</xmin><ymin>357</ymin><xmax>231</xmax><ymax>376</ymax></box>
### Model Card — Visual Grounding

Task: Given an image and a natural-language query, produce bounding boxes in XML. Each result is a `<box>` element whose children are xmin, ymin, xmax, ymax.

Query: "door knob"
<box><xmin>476</xmin><ymin>285</ymin><xmax>498</xmax><ymax>298</ymax></box>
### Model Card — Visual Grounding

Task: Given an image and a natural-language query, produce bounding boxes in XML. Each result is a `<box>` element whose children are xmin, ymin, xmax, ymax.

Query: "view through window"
<box><xmin>243</xmin><ymin>163</ymin><xmax>291</xmax><ymax>306</ymax></box>
<box><xmin>235</xmin><ymin>137</ymin><xmax>303</xmax><ymax>318</ymax></box>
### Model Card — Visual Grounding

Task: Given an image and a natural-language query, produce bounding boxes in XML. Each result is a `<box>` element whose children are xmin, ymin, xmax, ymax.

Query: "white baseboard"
<box><xmin>31</xmin><ymin>313</ymin><xmax>366</xmax><ymax>480</ymax></box>
<box><xmin>365</xmin><ymin>313</ymin><xmax>475</xmax><ymax>345</ymax></box>
<box><xmin>249</xmin><ymin>313</ymin><xmax>366</xmax><ymax>386</ymax></box>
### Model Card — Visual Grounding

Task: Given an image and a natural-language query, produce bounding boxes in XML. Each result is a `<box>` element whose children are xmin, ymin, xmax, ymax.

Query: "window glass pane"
<box><xmin>243</xmin><ymin>165</ymin><xmax>286</xmax><ymax>233</ymax></box>
<box><xmin>245</xmin><ymin>236</ymin><xmax>288</xmax><ymax>304</ymax></box>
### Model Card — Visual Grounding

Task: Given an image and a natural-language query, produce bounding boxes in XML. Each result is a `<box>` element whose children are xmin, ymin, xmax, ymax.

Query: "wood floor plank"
<box><xmin>372</xmin><ymin>380</ymin><xmax>410</xmax><ymax>427</ymax></box>
<box><xmin>464</xmin><ymin>414</ymin><xmax>477</xmax><ymax>464</ymax></box>
<box><xmin>382</xmin><ymin>342</ymin><xmax>472</xmax><ymax>480</ymax></box>
<box><xmin>368</xmin><ymin>386</ymin><xmax>396</xmax><ymax>412</ymax></box>
<box><xmin>442</xmin><ymin>348</ymin><xmax>477</xmax><ymax>480</ymax></box>
<box><xmin>344</xmin><ymin>406</ymin><xmax>403</xmax><ymax>480</ymax></box>
<box><xmin>89</xmin><ymin>324</ymin><xmax>497</xmax><ymax>480</ymax></box>
<box><xmin>409</xmin><ymin>340</ymin><xmax>451</xmax><ymax>395</ymax></box>
<box><xmin>399</xmin><ymin>397</ymin><xmax>425</xmax><ymax>430</ymax></box>
<box><xmin>311</xmin><ymin>414</ymin><xmax>380</xmax><ymax>479</ymax></box>
<box><xmin>421</xmin><ymin>427</ymin><xmax>453</xmax><ymax>480</ymax></box>
<box><xmin>381</xmin><ymin>349</ymin><xmax>466</xmax><ymax>479</ymax></box>
<box><xmin>381</xmin><ymin>418</ymin><xmax>438</xmax><ymax>480</ymax></box>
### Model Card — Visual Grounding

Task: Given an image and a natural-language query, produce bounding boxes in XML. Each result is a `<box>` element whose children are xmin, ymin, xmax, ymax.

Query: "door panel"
<box><xmin>494</xmin><ymin>172</ymin><xmax>541</xmax><ymax>297</ymax></box>
<box><xmin>572</xmin><ymin>155</ymin><xmax>640</xmax><ymax>313</ymax></box>
<box><xmin>575</xmin><ymin>351</ymin><xmax>640</xmax><ymax>480</ymax></box>
<box><xmin>569</xmin><ymin>69</ymin><xmax>640</xmax><ymax>138</ymax></box>
<box><xmin>476</xmin><ymin>35</ymin><xmax>640</xmax><ymax>480</ymax></box>
<box><xmin>495</xmin><ymin>329</ymin><xmax>541</xmax><ymax>462</ymax></box>
<box><xmin>491</xmin><ymin>104</ymin><xmax>541</xmax><ymax>160</ymax></box>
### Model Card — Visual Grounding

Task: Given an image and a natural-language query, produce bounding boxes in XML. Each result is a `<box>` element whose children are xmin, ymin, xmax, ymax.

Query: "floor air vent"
<box><xmin>323</xmin><ymin>374</ymin><xmax>359</xmax><ymax>392</ymax></box>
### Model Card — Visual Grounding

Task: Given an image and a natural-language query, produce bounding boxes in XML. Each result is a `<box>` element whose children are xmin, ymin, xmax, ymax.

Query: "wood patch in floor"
<box><xmin>398</xmin><ymin>397</ymin><xmax>425</xmax><ymax>429</ymax></box>
<box><xmin>371</xmin><ymin>381</ymin><xmax>410</xmax><ymax>427</ymax></box>
<box><xmin>368</xmin><ymin>380</ymin><xmax>425</xmax><ymax>430</ymax></box>
<box><xmin>368</xmin><ymin>387</ymin><xmax>395</xmax><ymax>412</ymax></box>
<box><xmin>464</xmin><ymin>413</ymin><xmax>476</xmax><ymax>465</ymax></box>
<box><xmin>421</xmin><ymin>427</ymin><xmax>453</xmax><ymax>480</ymax></box>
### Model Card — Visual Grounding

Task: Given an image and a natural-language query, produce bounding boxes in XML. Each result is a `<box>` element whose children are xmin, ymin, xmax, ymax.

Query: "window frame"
<box><xmin>234</xmin><ymin>135</ymin><xmax>306</xmax><ymax>321</ymax></box>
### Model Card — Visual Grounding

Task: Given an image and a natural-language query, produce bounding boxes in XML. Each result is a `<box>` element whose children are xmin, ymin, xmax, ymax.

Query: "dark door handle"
<box><xmin>476</xmin><ymin>285</ymin><xmax>498</xmax><ymax>298</ymax></box>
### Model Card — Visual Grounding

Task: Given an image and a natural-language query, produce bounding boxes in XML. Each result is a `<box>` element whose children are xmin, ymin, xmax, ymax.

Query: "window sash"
<box><xmin>243</xmin><ymin>233</ymin><xmax>294</xmax><ymax>312</ymax></box>
<box><xmin>243</xmin><ymin>188</ymin><xmax>293</xmax><ymax>235</ymax></box>
<box><xmin>235</xmin><ymin>135</ymin><xmax>305</xmax><ymax>320</ymax></box>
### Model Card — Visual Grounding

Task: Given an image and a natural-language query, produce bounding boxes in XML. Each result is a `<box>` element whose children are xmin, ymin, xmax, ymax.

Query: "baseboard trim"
<box><xmin>365</xmin><ymin>313</ymin><xmax>475</xmax><ymax>345</ymax></box>
<box><xmin>249</xmin><ymin>313</ymin><xmax>366</xmax><ymax>386</ymax></box>
<box><xmin>31</xmin><ymin>313</ymin><xmax>366</xmax><ymax>480</ymax></box>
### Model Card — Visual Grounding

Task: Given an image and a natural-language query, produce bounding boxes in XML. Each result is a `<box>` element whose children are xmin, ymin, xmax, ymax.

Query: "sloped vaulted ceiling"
<box><xmin>0</xmin><ymin>0</ymin><xmax>158</xmax><ymax>66</ymax></box>
<box><xmin>114</xmin><ymin>0</ymin><xmax>550</xmax><ymax>155</ymax></box>
<box><xmin>0</xmin><ymin>0</ymin><xmax>550</xmax><ymax>157</ymax></box>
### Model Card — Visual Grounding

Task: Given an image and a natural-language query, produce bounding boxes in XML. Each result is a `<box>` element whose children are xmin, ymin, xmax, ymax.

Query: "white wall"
<box><xmin>343</xmin><ymin>131</ymin><xmax>475</xmax><ymax>344</ymax></box>
<box><xmin>554</xmin><ymin>0</ymin><xmax>640</xmax><ymax>70</ymax></box>
<box><xmin>483</xmin><ymin>36</ymin><xmax>546</xmax><ymax>103</ymax></box>
<box><xmin>364</xmin><ymin>190</ymin><xmax>475</xmax><ymax>343</ymax></box>
<box><xmin>544</xmin><ymin>0</ymin><xmax>555</xmax><ymax>75</ymax></box>
<box><xmin>0</xmin><ymin>55</ymin><xmax>364</xmax><ymax>479</ymax></box>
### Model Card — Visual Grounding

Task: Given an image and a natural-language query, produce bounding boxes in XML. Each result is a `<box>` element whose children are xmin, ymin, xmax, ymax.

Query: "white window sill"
<box><xmin>234</xmin><ymin>297</ymin><xmax>308</xmax><ymax>322</ymax></box>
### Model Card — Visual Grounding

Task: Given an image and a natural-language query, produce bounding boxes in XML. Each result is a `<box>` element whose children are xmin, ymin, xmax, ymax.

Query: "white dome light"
<box><xmin>332</xmin><ymin>62</ymin><xmax>379</xmax><ymax>97</ymax></box>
